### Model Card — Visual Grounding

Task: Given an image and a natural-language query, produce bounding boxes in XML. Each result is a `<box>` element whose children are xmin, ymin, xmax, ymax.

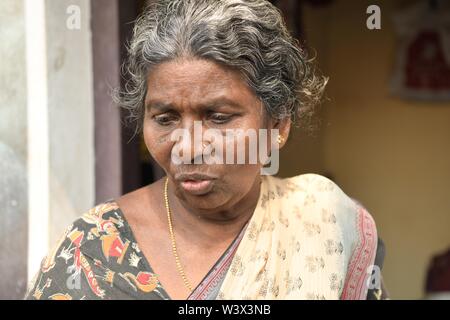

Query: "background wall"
<box><xmin>0</xmin><ymin>0</ymin><xmax>96</xmax><ymax>297</ymax></box>
<box><xmin>279</xmin><ymin>0</ymin><xmax>450</xmax><ymax>299</ymax></box>
<box><xmin>0</xmin><ymin>1</ymin><xmax>27</xmax><ymax>158</ymax></box>
<box><xmin>45</xmin><ymin>0</ymin><xmax>95</xmax><ymax>247</ymax></box>
<box><xmin>0</xmin><ymin>0</ymin><xmax>29</xmax><ymax>299</ymax></box>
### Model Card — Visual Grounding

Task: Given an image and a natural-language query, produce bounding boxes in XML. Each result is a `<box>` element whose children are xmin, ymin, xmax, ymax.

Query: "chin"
<box><xmin>177</xmin><ymin>186</ymin><xmax>230</xmax><ymax>210</ymax></box>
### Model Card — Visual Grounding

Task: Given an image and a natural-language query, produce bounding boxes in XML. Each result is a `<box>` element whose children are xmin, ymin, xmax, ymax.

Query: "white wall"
<box><xmin>0</xmin><ymin>0</ymin><xmax>27</xmax><ymax>158</ymax></box>
<box><xmin>0</xmin><ymin>0</ymin><xmax>96</xmax><ymax>284</ymax></box>
<box><xmin>44</xmin><ymin>0</ymin><xmax>95</xmax><ymax>247</ymax></box>
<box><xmin>0</xmin><ymin>0</ymin><xmax>29</xmax><ymax>298</ymax></box>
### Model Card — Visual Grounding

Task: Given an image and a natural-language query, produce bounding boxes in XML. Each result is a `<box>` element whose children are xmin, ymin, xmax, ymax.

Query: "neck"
<box><xmin>167</xmin><ymin>176</ymin><xmax>262</xmax><ymax>246</ymax></box>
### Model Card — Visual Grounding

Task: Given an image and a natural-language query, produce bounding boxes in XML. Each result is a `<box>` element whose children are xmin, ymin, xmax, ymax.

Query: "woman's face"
<box><xmin>143</xmin><ymin>58</ymin><xmax>289</xmax><ymax>212</ymax></box>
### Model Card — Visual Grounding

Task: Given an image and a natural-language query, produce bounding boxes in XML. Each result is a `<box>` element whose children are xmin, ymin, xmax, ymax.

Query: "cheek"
<box><xmin>226</xmin><ymin>123</ymin><xmax>268</xmax><ymax>166</ymax></box>
<box><xmin>143</xmin><ymin>124</ymin><xmax>172</xmax><ymax>168</ymax></box>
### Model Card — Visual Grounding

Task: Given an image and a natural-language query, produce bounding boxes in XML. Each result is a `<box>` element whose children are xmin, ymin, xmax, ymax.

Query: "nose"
<box><xmin>172</xmin><ymin>120</ymin><xmax>208</xmax><ymax>164</ymax></box>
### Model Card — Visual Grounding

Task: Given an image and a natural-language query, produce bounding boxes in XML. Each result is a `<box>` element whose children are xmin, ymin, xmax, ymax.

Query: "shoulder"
<box><xmin>267</xmin><ymin>173</ymin><xmax>361</xmax><ymax>224</ymax></box>
<box><xmin>58</xmin><ymin>201</ymin><xmax>126</xmax><ymax>250</ymax></box>
<box><xmin>274</xmin><ymin>174</ymin><xmax>379</xmax><ymax>299</ymax></box>
<box><xmin>275</xmin><ymin>173</ymin><xmax>379</xmax><ymax>299</ymax></box>
<box><xmin>270</xmin><ymin>173</ymin><xmax>378</xmax><ymax>260</ymax></box>
<box><xmin>59</xmin><ymin>201</ymin><xmax>125</xmax><ymax>255</ymax></box>
<box><xmin>276</xmin><ymin>173</ymin><xmax>377</xmax><ymax>230</ymax></box>
<box><xmin>25</xmin><ymin>201</ymin><xmax>126</xmax><ymax>300</ymax></box>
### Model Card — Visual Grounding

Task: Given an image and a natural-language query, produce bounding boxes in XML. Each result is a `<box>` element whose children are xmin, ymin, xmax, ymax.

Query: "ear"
<box><xmin>271</xmin><ymin>117</ymin><xmax>291</xmax><ymax>149</ymax></box>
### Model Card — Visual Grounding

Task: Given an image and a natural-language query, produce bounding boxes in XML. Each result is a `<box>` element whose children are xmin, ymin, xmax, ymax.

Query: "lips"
<box><xmin>175</xmin><ymin>172</ymin><xmax>218</xmax><ymax>195</ymax></box>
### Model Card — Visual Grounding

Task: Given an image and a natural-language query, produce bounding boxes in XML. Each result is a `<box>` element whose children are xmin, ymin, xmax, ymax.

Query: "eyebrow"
<box><xmin>145</xmin><ymin>97</ymin><xmax>244</xmax><ymax>112</ymax></box>
<box><xmin>145</xmin><ymin>101</ymin><xmax>175</xmax><ymax>113</ymax></box>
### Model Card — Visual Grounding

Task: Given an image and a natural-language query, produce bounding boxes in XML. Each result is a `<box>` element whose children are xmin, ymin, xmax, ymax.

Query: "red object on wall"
<box><xmin>406</xmin><ymin>30</ymin><xmax>450</xmax><ymax>91</ymax></box>
<box><xmin>426</xmin><ymin>248</ymin><xmax>450</xmax><ymax>293</ymax></box>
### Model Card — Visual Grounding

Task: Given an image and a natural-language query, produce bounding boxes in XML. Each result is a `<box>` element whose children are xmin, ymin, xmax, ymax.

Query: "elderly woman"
<box><xmin>25</xmin><ymin>0</ymin><xmax>386</xmax><ymax>300</ymax></box>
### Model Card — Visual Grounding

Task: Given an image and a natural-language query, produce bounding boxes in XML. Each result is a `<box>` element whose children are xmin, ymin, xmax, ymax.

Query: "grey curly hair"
<box><xmin>117</xmin><ymin>0</ymin><xmax>328</xmax><ymax>133</ymax></box>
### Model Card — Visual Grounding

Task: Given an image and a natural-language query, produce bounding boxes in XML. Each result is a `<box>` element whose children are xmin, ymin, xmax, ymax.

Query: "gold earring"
<box><xmin>277</xmin><ymin>135</ymin><xmax>284</xmax><ymax>144</ymax></box>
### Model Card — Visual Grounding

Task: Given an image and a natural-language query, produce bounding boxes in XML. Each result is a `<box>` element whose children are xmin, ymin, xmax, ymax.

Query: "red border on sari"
<box><xmin>341</xmin><ymin>205</ymin><xmax>377</xmax><ymax>300</ymax></box>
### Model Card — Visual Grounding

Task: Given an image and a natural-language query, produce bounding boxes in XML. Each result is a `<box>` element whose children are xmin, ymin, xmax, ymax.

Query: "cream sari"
<box><xmin>216</xmin><ymin>173</ymin><xmax>378</xmax><ymax>300</ymax></box>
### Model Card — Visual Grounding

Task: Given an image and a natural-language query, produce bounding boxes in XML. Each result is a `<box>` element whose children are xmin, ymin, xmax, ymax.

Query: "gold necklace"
<box><xmin>164</xmin><ymin>177</ymin><xmax>193</xmax><ymax>292</ymax></box>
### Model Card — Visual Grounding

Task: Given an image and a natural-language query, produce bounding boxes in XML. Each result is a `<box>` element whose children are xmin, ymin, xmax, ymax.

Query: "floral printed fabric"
<box><xmin>25</xmin><ymin>202</ymin><xmax>170</xmax><ymax>300</ymax></box>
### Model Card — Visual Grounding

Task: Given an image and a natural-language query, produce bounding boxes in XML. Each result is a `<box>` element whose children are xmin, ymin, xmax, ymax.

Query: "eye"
<box><xmin>153</xmin><ymin>113</ymin><xmax>179</xmax><ymax>126</ymax></box>
<box><xmin>208</xmin><ymin>113</ymin><xmax>234</xmax><ymax>124</ymax></box>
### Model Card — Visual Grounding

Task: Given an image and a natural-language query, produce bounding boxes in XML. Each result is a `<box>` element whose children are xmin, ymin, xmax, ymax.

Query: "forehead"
<box><xmin>145</xmin><ymin>58</ymin><xmax>257</xmax><ymax>107</ymax></box>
